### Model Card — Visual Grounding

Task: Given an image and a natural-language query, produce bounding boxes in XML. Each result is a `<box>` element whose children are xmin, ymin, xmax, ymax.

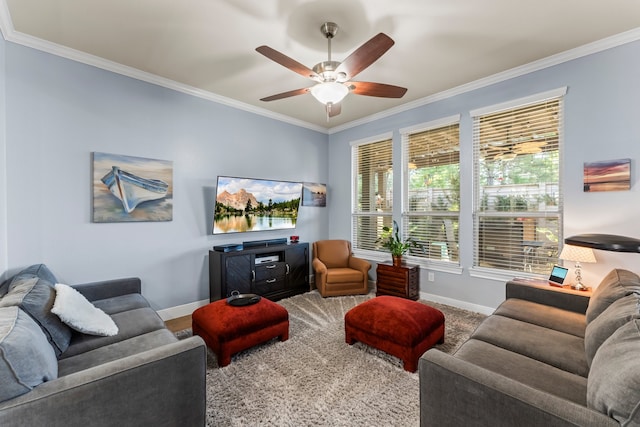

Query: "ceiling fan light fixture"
<box><xmin>310</xmin><ymin>82</ymin><xmax>349</xmax><ymax>105</ymax></box>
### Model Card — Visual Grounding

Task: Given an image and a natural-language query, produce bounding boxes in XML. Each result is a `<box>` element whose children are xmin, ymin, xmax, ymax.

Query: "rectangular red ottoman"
<box><xmin>192</xmin><ymin>297</ymin><xmax>289</xmax><ymax>367</ymax></box>
<box><xmin>345</xmin><ymin>295</ymin><xmax>444</xmax><ymax>372</ymax></box>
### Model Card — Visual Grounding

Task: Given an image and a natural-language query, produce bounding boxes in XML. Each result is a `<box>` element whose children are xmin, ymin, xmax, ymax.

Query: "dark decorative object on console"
<box><xmin>564</xmin><ymin>234</ymin><xmax>640</xmax><ymax>253</ymax></box>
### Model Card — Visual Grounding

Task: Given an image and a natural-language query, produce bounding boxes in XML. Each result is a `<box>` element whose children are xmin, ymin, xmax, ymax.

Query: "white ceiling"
<box><xmin>2</xmin><ymin>0</ymin><xmax>640</xmax><ymax>132</ymax></box>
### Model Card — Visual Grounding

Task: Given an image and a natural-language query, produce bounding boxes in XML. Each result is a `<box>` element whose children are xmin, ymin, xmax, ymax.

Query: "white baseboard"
<box><xmin>419</xmin><ymin>291</ymin><xmax>495</xmax><ymax>316</ymax></box>
<box><xmin>156</xmin><ymin>298</ymin><xmax>210</xmax><ymax>321</ymax></box>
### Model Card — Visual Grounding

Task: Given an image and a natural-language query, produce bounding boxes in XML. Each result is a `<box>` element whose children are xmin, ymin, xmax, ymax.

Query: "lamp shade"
<box><xmin>310</xmin><ymin>82</ymin><xmax>349</xmax><ymax>105</ymax></box>
<box><xmin>559</xmin><ymin>244</ymin><xmax>596</xmax><ymax>263</ymax></box>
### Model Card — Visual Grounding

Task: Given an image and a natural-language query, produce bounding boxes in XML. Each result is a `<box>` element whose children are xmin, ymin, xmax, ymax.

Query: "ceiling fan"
<box><xmin>256</xmin><ymin>22</ymin><xmax>407</xmax><ymax>118</ymax></box>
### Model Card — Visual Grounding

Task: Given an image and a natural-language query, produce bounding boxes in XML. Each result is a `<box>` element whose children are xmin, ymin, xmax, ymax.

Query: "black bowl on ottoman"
<box><xmin>192</xmin><ymin>297</ymin><xmax>289</xmax><ymax>367</ymax></box>
<box><xmin>345</xmin><ymin>296</ymin><xmax>445</xmax><ymax>372</ymax></box>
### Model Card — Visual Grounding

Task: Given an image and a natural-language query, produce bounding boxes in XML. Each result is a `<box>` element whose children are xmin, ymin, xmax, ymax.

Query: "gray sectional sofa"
<box><xmin>0</xmin><ymin>264</ymin><xmax>207</xmax><ymax>427</ymax></box>
<box><xmin>420</xmin><ymin>268</ymin><xmax>640</xmax><ymax>427</ymax></box>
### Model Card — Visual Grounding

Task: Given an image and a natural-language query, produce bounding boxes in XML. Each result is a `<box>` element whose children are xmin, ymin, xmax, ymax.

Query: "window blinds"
<box><xmin>472</xmin><ymin>95</ymin><xmax>563</xmax><ymax>274</ymax></box>
<box><xmin>402</xmin><ymin>120</ymin><xmax>460</xmax><ymax>262</ymax></box>
<box><xmin>351</xmin><ymin>138</ymin><xmax>393</xmax><ymax>252</ymax></box>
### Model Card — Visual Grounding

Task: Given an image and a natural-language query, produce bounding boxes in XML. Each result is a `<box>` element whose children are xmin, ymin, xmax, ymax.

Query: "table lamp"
<box><xmin>559</xmin><ymin>244</ymin><xmax>596</xmax><ymax>291</ymax></box>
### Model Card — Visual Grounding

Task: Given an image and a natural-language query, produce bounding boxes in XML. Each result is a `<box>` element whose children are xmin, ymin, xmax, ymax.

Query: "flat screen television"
<box><xmin>213</xmin><ymin>176</ymin><xmax>303</xmax><ymax>234</ymax></box>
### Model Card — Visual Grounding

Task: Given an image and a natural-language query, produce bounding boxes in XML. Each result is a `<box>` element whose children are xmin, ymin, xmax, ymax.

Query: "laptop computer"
<box><xmin>548</xmin><ymin>265</ymin><xmax>569</xmax><ymax>287</ymax></box>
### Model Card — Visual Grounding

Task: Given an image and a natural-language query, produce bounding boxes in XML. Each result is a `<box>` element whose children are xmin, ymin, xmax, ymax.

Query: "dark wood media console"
<box><xmin>209</xmin><ymin>242</ymin><xmax>309</xmax><ymax>302</ymax></box>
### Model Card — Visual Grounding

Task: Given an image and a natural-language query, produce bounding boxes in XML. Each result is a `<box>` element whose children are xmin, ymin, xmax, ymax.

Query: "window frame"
<box><xmin>469</xmin><ymin>87</ymin><xmax>566</xmax><ymax>280</ymax></box>
<box><xmin>350</xmin><ymin>132</ymin><xmax>394</xmax><ymax>261</ymax></box>
<box><xmin>400</xmin><ymin>115</ymin><xmax>462</xmax><ymax>270</ymax></box>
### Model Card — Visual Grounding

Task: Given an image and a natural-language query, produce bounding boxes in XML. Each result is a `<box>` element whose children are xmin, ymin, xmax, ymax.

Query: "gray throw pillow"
<box><xmin>8</xmin><ymin>264</ymin><xmax>58</xmax><ymax>286</ymax></box>
<box><xmin>0</xmin><ymin>275</ymin><xmax>72</xmax><ymax>355</ymax></box>
<box><xmin>586</xmin><ymin>269</ymin><xmax>640</xmax><ymax>324</ymax></box>
<box><xmin>587</xmin><ymin>318</ymin><xmax>640</xmax><ymax>426</ymax></box>
<box><xmin>0</xmin><ymin>306</ymin><xmax>58</xmax><ymax>403</ymax></box>
<box><xmin>585</xmin><ymin>293</ymin><xmax>640</xmax><ymax>367</ymax></box>
<box><xmin>0</xmin><ymin>279</ymin><xmax>8</xmax><ymax>298</ymax></box>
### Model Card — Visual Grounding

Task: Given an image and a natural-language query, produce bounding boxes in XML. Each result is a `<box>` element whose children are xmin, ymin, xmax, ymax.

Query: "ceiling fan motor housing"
<box><xmin>312</xmin><ymin>61</ymin><xmax>347</xmax><ymax>82</ymax></box>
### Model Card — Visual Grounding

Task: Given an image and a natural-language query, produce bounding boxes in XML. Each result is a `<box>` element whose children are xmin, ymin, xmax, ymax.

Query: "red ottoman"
<box><xmin>344</xmin><ymin>296</ymin><xmax>444</xmax><ymax>372</ymax></box>
<box><xmin>192</xmin><ymin>297</ymin><xmax>289</xmax><ymax>367</ymax></box>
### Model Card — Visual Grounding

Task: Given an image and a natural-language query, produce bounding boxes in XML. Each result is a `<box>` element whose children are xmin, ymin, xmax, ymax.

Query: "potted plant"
<box><xmin>376</xmin><ymin>220</ymin><xmax>420</xmax><ymax>266</ymax></box>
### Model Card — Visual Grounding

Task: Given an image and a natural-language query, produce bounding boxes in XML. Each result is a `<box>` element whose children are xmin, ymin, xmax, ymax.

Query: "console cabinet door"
<box><xmin>285</xmin><ymin>243</ymin><xmax>309</xmax><ymax>291</ymax></box>
<box><xmin>224</xmin><ymin>254</ymin><xmax>253</xmax><ymax>296</ymax></box>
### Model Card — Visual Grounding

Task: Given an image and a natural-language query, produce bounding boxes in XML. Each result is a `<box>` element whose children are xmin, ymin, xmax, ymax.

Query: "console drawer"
<box><xmin>254</xmin><ymin>262</ymin><xmax>287</xmax><ymax>281</ymax></box>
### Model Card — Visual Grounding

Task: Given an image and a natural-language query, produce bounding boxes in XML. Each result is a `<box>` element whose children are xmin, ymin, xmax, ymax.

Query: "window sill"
<box><xmin>469</xmin><ymin>266</ymin><xmax>544</xmax><ymax>283</ymax></box>
<box><xmin>353</xmin><ymin>251</ymin><xmax>463</xmax><ymax>275</ymax></box>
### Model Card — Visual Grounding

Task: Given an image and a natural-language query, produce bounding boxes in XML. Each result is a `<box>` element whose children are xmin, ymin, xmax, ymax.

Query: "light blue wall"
<box><xmin>0</xmin><ymin>36</ymin><xmax>6</xmax><ymax>278</ymax></box>
<box><xmin>2</xmin><ymin>41</ymin><xmax>328</xmax><ymax>310</ymax></box>
<box><xmin>328</xmin><ymin>40</ymin><xmax>640</xmax><ymax>310</ymax></box>
<box><xmin>3</xmin><ymin>35</ymin><xmax>640</xmax><ymax>313</ymax></box>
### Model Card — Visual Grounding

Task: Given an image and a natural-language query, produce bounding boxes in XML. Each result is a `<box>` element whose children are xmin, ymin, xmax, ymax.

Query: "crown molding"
<box><xmin>329</xmin><ymin>27</ymin><xmax>640</xmax><ymax>134</ymax></box>
<box><xmin>1</xmin><ymin>3</ymin><xmax>638</xmax><ymax>136</ymax></box>
<box><xmin>0</xmin><ymin>5</ymin><xmax>329</xmax><ymax>134</ymax></box>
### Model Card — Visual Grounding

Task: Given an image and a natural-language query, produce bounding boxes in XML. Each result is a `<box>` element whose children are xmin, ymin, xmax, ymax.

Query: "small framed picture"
<box><xmin>302</xmin><ymin>182</ymin><xmax>327</xmax><ymax>207</ymax></box>
<box><xmin>583</xmin><ymin>158</ymin><xmax>631</xmax><ymax>192</ymax></box>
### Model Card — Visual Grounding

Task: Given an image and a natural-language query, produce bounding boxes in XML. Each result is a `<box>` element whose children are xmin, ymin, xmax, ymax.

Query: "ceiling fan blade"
<box><xmin>335</xmin><ymin>33</ymin><xmax>395</xmax><ymax>80</ymax></box>
<box><xmin>349</xmin><ymin>82</ymin><xmax>407</xmax><ymax>98</ymax></box>
<box><xmin>326</xmin><ymin>102</ymin><xmax>342</xmax><ymax>117</ymax></box>
<box><xmin>260</xmin><ymin>87</ymin><xmax>310</xmax><ymax>102</ymax></box>
<box><xmin>256</xmin><ymin>46</ymin><xmax>320</xmax><ymax>80</ymax></box>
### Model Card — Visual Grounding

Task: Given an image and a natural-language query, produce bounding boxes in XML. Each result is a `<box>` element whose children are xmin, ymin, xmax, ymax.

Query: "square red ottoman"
<box><xmin>192</xmin><ymin>297</ymin><xmax>289</xmax><ymax>367</ymax></box>
<box><xmin>344</xmin><ymin>295</ymin><xmax>444</xmax><ymax>372</ymax></box>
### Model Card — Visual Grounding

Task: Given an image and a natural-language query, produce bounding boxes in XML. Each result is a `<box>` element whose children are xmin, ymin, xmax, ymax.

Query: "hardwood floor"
<box><xmin>165</xmin><ymin>315</ymin><xmax>192</xmax><ymax>333</ymax></box>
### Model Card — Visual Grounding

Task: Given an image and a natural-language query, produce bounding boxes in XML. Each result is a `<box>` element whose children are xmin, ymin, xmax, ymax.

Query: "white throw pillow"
<box><xmin>51</xmin><ymin>284</ymin><xmax>118</xmax><ymax>336</ymax></box>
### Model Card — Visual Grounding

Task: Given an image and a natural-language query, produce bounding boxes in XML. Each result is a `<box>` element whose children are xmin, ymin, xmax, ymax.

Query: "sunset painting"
<box><xmin>583</xmin><ymin>158</ymin><xmax>631</xmax><ymax>192</ymax></box>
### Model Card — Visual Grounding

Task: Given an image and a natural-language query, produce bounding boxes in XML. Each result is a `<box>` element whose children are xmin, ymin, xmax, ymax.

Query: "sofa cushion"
<box><xmin>91</xmin><ymin>293</ymin><xmax>150</xmax><ymax>315</ymax></box>
<box><xmin>471</xmin><ymin>314</ymin><xmax>589</xmax><ymax>377</ymax></box>
<box><xmin>585</xmin><ymin>293</ymin><xmax>640</xmax><ymax>367</ymax></box>
<box><xmin>51</xmin><ymin>284</ymin><xmax>118</xmax><ymax>336</ymax></box>
<box><xmin>0</xmin><ymin>306</ymin><xmax>58</xmax><ymax>403</ymax></box>
<box><xmin>455</xmin><ymin>338</ymin><xmax>588</xmax><ymax>406</ymax></box>
<box><xmin>494</xmin><ymin>298</ymin><xmax>586</xmax><ymax>338</ymax></box>
<box><xmin>586</xmin><ymin>269</ymin><xmax>640</xmax><ymax>324</ymax></box>
<box><xmin>0</xmin><ymin>276</ymin><xmax>72</xmax><ymax>356</ymax></box>
<box><xmin>59</xmin><ymin>307</ymin><xmax>166</xmax><ymax>358</ymax></box>
<box><xmin>57</xmin><ymin>329</ymin><xmax>177</xmax><ymax>376</ymax></box>
<box><xmin>587</xmin><ymin>318</ymin><xmax>640</xmax><ymax>426</ymax></box>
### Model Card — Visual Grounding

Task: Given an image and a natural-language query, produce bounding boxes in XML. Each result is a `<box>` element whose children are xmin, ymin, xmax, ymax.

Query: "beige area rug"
<box><xmin>178</xmin><ymin>291</ymin><xmax>486</xmax><ymax>426</ymax></box>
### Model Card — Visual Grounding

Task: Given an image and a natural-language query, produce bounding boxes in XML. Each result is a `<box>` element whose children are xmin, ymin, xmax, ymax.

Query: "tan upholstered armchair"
<box><xmin>312</xmin><ymin>240</ymin><xmax>371</xmax><ymax>297</ymax></box>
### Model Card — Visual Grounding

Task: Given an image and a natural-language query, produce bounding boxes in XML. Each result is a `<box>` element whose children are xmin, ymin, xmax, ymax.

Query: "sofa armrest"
<box><xmin>72</xmin><ymin>277</ymin><xmax>142</xmax><ymax>302</ymax></box>
<box><xmin>505</xmin><ymin>280</ymin><xmax>590</xmax><ymax>314</ymax></box>
<box><xmin>312</xmin><ymin>258</ymin><xmax>327</xmax><ymax>274</ymax></box>
<box><xmin>0</xmin><ymin>336</ymin><xmax>206</xmax><ymax>427</ymax></box>
<box><xmin>419</xmin><ymin>349</ymin><xmax>614</xmax><ymax>427</ymax></box>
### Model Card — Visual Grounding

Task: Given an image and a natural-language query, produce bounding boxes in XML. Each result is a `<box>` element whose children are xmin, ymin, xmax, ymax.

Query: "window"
<box><xmin>401</xmin><ymin>116</ymin><xmax>460</xmax><ymax>264</ymax></box>
<box><xmin>351</xmin><ymin>134</ymin><xmax>393</xmax><ymax>253</ymax></box>
<box><xmin>472</xmin><ymin>89</ymin><xmax>565</xmax><ymax>275</ymax></box>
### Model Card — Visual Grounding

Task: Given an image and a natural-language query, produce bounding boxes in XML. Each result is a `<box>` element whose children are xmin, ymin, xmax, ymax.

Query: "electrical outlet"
<box><xmin>428</xmin><ymin>272</ymin><xmax>435</xmax><ymax>282</ymax></box>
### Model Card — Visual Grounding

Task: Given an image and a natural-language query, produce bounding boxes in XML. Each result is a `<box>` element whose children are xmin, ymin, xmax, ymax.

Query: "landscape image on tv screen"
<box><xmin>213</xmin><ymin>176</ymin><xmax>303</xmax><ymax>234</ymax></box>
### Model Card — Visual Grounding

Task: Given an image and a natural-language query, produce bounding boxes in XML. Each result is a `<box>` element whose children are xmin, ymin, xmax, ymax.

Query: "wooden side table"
<box><xmin>376</xmin><ymin>261</ymin><xmax>420</xmax><ymax>300</ymax></box>
<box><xmin>509</xmin><ymin>277</ymin><xmax>593</xmax><ymax>295</ymax></box>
